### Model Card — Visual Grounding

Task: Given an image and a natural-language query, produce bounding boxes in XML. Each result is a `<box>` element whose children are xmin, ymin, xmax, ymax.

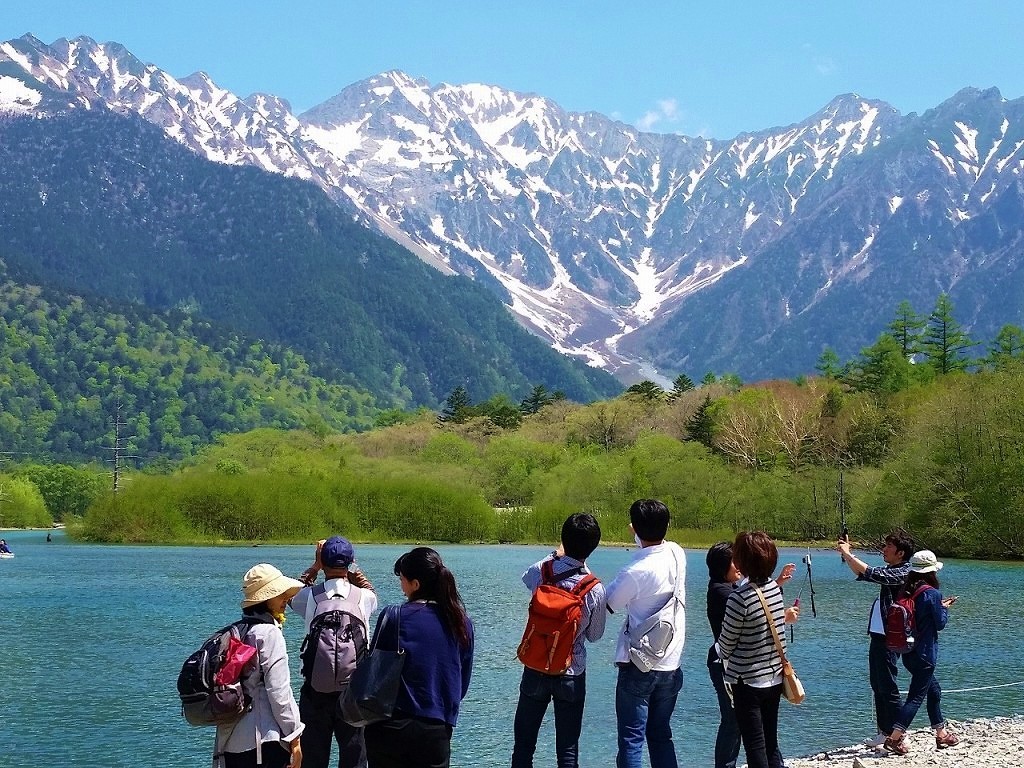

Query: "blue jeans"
<box><xmin>708</xmin><ymin>660</ymin><xmax>741</xmax><ymax>768</ymax></box>
<box><xmin>511</xmin><ymin>668</ymin><xmax>587</xmax><ymax>768</ymax></box>
<box><xmin>868</xmin><ymin>633</ymin><xmax>901</xmax><ymax>734</ymax></box>
<box><xmin>615</xmin><ymin>663</ymin><xmax>683</xmax><ymax>768</ymax></box>
<box><xmin>730</xmin><ymin>682</ymin><xmax>784</xmax><ymax>768</ymax></box>
<box><xmin>893</xmin><ymin>652</ymin><xmax>944</xmax><ymax>732</ymax></box>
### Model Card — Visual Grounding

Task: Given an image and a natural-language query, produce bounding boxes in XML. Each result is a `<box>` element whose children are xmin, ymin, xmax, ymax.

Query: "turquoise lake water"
<box><xmin>1</xmin><ymin>529</ymin><xmax>1022</xmax><ymax>767</ymax></box>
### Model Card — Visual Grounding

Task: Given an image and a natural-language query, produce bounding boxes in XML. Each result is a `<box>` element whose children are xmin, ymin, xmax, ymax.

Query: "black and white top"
<box><xmin>717</xmin><ymin>578</ymin><xmax>786</xmax><ymax>688</ymax></box>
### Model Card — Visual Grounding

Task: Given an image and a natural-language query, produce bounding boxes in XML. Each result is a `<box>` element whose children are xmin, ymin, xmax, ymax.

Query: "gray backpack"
<box><xmin>299</xmin><ymin>584</ymin><xmax>368</xmax><ymax>693</ymax></box>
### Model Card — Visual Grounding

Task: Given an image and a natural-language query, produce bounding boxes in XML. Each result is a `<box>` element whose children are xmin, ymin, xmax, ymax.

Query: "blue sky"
<box><xmin>3</xmin><ymin>1</ymin><xmax>1023</xmax><ymax>139</ymax></box>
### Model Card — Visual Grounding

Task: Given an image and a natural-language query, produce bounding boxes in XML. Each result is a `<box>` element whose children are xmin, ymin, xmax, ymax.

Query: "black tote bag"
<box><xmin>339</xmin><ymin>604</ymin><xmax>406</xmax><ymax>727</ymax></box>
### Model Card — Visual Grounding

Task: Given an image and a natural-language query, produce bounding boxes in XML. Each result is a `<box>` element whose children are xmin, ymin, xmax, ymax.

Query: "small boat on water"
<box><xmin>0</xmin><ymin>552</ymin><xmax>13</xmax><ymax>559</ymax></box>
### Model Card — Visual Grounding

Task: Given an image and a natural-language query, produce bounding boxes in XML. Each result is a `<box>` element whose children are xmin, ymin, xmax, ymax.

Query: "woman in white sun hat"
<box><xmin>215</xmin><ymin>563</ymin><xmax>306</xmax><ymax>768</ymax></box>
<box><xmin>882</xmin><ymin>550</ymin><xmax>960</xmax><ymax>756</ymax></box>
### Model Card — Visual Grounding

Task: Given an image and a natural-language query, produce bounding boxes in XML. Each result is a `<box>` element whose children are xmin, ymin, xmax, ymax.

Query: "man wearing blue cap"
<box><xmin>291</xmin><ymin>537</ymin><xmax>377</xmax><ymax>768</ymax></box>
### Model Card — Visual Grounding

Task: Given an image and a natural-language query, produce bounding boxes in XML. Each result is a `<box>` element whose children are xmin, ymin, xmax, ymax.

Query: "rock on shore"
<box><xmin>778</xmin><ymin>716</ymin><xmax>1024</xmax><ymax>768</ymax></box>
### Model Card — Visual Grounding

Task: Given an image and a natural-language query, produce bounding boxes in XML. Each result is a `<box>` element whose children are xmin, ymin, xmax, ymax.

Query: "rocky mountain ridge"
<box><xmin>3</xmin><ymin>34</ymin><xmax>1023</xmax><ymax>380</ymax></box>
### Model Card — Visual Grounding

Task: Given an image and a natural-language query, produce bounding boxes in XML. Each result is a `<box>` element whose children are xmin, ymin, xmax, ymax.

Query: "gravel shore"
<box><xmin>777</xmin><ymin>716</ymin><xmax>1024</xmax><ymax>768</ymax></box>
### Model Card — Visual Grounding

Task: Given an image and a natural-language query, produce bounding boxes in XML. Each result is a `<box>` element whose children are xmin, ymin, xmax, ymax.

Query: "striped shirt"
<box><xmin>522</xmin><ymin>554</ymin><xmax>607</xmax><ymax>676</ymax></box>
<box><xmin>718</xmin><ymin>578</ymin><xmax>786</xmax><ymax>687</ymax></box>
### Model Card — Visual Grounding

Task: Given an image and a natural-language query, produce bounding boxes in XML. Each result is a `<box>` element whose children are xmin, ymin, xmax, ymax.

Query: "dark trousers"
<box><xmin>299</xmin><ymin>684</ymin><xmax>366</xmax><ymax>768</ymax></box>
<box><xmin>708</xmin><ymin>661</ymin><xmax>741</xmax><ymax>768</ymax></box>
<box><xmin>894</xmin><ymin>652</ymin><xmax>944</xmax><ymax>731</ymax></box>
<box><xmin>868</xmin><ymin>633</ymin><xmax>901</xmax><ymax>734</ymax></box>
<box><xmin>511</xmin><ymin>667</ymin><xmax>587</xmax><ymax>768</ymax></box>
<box><xmin>223</xmin><ymin>742</ymin><xmax>290</xmax><ymax>768</ymax></box>
<box><xmin>364</xmin><ymin>715</ymin><xmax>453</xmax><ymax>768</ymax></box>
<box><xmin>731</xmin><ymin>682</ymin><xmax>784</xmax><ymax>768</ymax></box>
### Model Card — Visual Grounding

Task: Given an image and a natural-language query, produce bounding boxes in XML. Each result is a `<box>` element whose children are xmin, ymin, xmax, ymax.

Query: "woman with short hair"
<box><xmin>716</xmin><ymin>532</ymin><xmax>787</xmax><ymax>768</ymax></box>
<box><xmin>363</xmin><ymin>547</ymin><xmax>474</xmax><ymax>768</ymax></box>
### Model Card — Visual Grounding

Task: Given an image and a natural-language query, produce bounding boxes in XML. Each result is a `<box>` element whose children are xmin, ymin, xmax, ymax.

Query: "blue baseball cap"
<box><xmin>321</xmin><ymin>536</ymin><xmax>355</xmax><ymax>568</ymax></box>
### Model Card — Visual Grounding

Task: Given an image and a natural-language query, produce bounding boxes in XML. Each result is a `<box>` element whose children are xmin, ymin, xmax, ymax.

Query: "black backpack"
<box><xmin>299</xmin><ymin>584</ymin><xmax>368</xmax><ymax>693</ymax></box>
<box><xmin>177</xmin><ymin>616</ymin><xmax>270</xmax><ymax>726</ymax></box>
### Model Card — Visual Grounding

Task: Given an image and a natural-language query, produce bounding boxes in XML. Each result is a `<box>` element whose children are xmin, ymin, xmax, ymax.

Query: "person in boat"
<box><xmin>0</xmin><ymin>539</ymin><xmax>11</xmax><ymax>553</ymax></box>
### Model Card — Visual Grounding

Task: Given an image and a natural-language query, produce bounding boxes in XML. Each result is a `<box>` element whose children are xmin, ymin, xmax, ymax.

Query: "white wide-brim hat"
<box><xmin>241</xmin><ymin>563</ymin><xmax>304</xmax><ymax>608</ymax></box>
<box><xmin>909</xmin><ymin>549</ymin><xmax>943</xmax><ymax>574</ymax></box>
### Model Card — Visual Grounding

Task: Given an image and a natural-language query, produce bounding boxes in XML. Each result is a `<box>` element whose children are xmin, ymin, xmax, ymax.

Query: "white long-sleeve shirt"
<box><xmin>214</xmin><ymin>617</ymin><xmax>304</xmax><ymax>764</ymax></box>
<box><xmin>605</xmin><ymin>541</ymin><xmax>687</xmax><ymax>671</ymax></box>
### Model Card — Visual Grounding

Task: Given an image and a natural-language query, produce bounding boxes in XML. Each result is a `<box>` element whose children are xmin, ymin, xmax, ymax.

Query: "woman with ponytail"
<box><xmin>363</xmin><ymin>547</ymin><xmax>475</xmax><ymax>768</ymax></box>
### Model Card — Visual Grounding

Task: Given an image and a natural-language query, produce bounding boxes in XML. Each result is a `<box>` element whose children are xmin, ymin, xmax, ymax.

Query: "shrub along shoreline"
<box><xmin>21</xmin><ymin>357</ymin><xmax>1024</xmax><ymax>561</ymax></box>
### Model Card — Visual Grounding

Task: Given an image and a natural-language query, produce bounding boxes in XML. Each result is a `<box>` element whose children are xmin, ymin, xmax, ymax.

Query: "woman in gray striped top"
<box><xmin>717</xmin><ymin>532</ymin><xmax>788</xmax><ymax>768</ymax></box>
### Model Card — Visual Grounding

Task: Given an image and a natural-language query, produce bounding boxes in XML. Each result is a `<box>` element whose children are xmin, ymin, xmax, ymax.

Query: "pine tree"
<box><xmin>845</xmin><ymin>334</ymin><xmax>913</xmax><ymax>394</ymax></box>
<box><xmin>625</xmin><ymin>380</ymin><xmax>665</xmax><ymax>400</ymax></box>
<box><xmin>887</xmin><ymin>300</ymin><xmax>925</xmax><ymax>360</ymax></box>
<box><xmin>438</xmin><ymin>385</ymin><xmax>473</xmax><ymax>424</ymax></box>
<box><xmin>668</xmin><ymin>373</ymin><xmax>695</xmax><ymax>400</ymax></box>
<box><xmin>815</xmin><ymin>347</ymin><xmax>842</xmax><ymax>379</ymax></box>
<box><xmin>987</xmin><ymin>324</ymin><xmax>1024</xmax><ymax>370</ymax></box>
<box><xmin>920</xmin><ymin>293</ymin><xmax>976</xmax><ymax>375</ymax></box>
<box><xmin>519</xmin><ymin>384</ymin><xmax>555</xmax><ymax>415</ymax></box>
<box><xmin>686</xmin><ymin>394</ymin><xmax>715</xmax><ymax>448</ymax></box>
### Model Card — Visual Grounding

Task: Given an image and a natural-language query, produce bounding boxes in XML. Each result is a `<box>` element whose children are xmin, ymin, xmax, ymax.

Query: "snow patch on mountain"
<box><xmin>6</xmin><ymin>33</ymin><xmax>1024</xmax><ymax>382</ymax></box>
<box><xmin>0</xmin><ymin>75</ymin><xmax>41</xmax><ymax>112</ymax></box>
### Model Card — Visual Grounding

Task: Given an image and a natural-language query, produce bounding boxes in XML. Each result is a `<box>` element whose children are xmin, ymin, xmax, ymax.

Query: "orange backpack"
<box><xmin>517</xmin><ymin>560</ymin><xmax>599</xmax><ymax>675</ymax></box>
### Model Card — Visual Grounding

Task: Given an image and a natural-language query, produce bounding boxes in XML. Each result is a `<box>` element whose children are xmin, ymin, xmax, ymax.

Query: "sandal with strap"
<box><xmin>883</xmin><ymin>735</ymin><xmax>909</xmax><ymax>755</ymax></box>
<box><xmin>935</xmin><ymin>732</ymin><xmax>960</xmax><ymax>749</ymax></box>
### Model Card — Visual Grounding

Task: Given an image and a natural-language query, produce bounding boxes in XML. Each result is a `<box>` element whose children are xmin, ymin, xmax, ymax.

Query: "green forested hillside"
<box><xmin>80</xmin><ymin>359</ymin><xmax>1024</xmax><ymax>559</ymax></box>
<box><xmin>0</xmin><ymin>110</ymin><xmax>619</xmax><ymax>407</ymax></box>
<box><xmin>0</xmin><ymin>282</ymin><xmax>377</xmax><ymax>463</ymax></box>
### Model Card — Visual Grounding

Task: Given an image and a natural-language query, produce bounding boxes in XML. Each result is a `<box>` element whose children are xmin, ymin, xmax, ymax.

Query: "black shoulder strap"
<box><xmin>232</xmin><ymin>614</ymin><xmax>272</xmax><ymax>637</ymax></box>
<box><xmin>372</xmin><ymin>604</ymin><xmax>403</xmax><ymax>652</ymax></box>
<box><xmin>541</xmin><ymin>559</ymin><xmax>583</xmax><ymax>585</ymax></box>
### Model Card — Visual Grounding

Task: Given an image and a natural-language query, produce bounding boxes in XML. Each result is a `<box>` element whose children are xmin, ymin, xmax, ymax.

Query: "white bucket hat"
<box><xmin>909</xmin><ymin>549</ymin><xmax>943</xmax><ymax>574</ymax></box>
<box><xmin>241</xmin><ymin>563</ymin><xmax>304</xmax><ymax>608</ymax></box>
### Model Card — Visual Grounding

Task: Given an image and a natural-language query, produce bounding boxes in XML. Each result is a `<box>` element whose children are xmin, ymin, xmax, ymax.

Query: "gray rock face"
<box><xmin>3</xmin><ymin>34</ymin><xmax>1023</xmax><ymax>380</ymax></box>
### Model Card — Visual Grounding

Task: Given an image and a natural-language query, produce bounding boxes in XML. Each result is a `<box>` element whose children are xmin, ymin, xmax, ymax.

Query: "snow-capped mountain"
<box><xmin>3</xmin><ymin>33</ymin><xmax>1023</xmax><ymax>380</ymax></box>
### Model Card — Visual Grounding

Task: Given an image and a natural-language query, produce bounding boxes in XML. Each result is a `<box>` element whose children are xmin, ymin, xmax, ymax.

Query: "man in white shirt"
<box><xmin>292</xmin><ymin>536</ymin><xmax>378</xmax><ymax>768</ymax></box>
<box><xmin>605</xmin><ymin>499</ymin><xmax>687</xmax><ymax>768</ymax></box>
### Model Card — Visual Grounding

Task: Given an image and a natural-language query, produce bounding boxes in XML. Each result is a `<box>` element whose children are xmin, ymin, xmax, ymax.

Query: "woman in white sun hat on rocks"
<box><xmin>215</xmin><ymin>563</ymin><xmax>306</xmax><ymax>768</ymax></box>
<box><xmin>882</xmin><ymin>550</ymin><xmax>960</xmax><ymax>756</ymax></box>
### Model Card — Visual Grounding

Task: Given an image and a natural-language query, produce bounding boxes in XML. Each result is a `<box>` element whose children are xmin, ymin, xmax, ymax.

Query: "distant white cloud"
<box><xmin>802</xmin><ymin>43</ymin><xmax>836</xmax><ymax>77</ymax></box>
<box><xmin>814</xmin><ymin>56</ymin><xmax>836</xmax><ymax>76</ymax></box>
<box><xmin>636</xmin><ymin>97</ymin><xmax>681</xmax><ymax>131</ymax></box>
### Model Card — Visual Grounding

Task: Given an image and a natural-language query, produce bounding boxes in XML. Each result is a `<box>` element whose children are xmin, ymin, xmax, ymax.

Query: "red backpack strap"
<box><xmin>571</xmin><ymin>573</ymin><xmax>600</xmax><ymax>597</ymax></box>
<box><xmin>912</xmin><ymin>583</ymin><xmax>932</xmax><ymax>599</ymax></box>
